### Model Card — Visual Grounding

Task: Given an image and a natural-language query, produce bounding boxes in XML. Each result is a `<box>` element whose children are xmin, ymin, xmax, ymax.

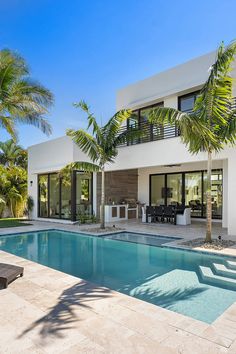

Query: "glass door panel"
<box><xmin>185</xmin><ymin>172</ymin><xmax>202</xmax><ymax>217</ymax></box>
<box><xmin>61</xmin><ymin>176</ymin><xmax>72</xmax><ymax>219</ymax></box>
<box><xmin>76</xmin><ymin>172</ymin><xmax>92</xmax><ymax>220</ymax></box>
<box><xmin>49</xmin><ymin>174</ymin><xmax>60</xmax><ymax>218</ymax></box>
<box><xmin>167</xmin><ymin>174</ymin><xmax>182</xmax><ymax>206</ymax></box>
<box><xmin>203</xmin><ymin>170</ymin><xmax>223</xmax><ymax>219</ymax></box>
<box><xmin>38</xmin><ymin>175</ymin><xmax>48</xmax><ymax>217</ymax></box>
<box><xmin>150</xmin><ymin>175</ymin><xmax>165</xmax><ymax>205</ymax></box>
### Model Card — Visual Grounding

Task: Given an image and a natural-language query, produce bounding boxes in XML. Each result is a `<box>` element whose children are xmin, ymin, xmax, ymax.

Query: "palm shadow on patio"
<box><xmin>18</xmin><ymin>280</ymin><xmax>112</xmax><ymax>341</ymax></box>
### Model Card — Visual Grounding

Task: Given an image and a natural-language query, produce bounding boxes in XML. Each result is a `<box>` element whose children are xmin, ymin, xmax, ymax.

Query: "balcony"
<box><xmin>118</xmin><ymin>121</ymin><xmax>180</xmax><ymax>147</ymax></box>
<box><xmin>118</xmin><ymin>96</ymin><xmax>236</xmax><ymax>147</ymax></box>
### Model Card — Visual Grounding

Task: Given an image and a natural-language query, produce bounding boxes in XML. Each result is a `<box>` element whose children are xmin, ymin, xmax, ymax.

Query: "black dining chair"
<box><xmin>155</xmin><ymin>206</ymin><xmax>164</xmax><ymax>222</ymax></box>
<box><xmin>146</xmin><ymin>206</ymin><xmax>156</xmax><ymax>222</ymax></box>
<box><xmin>163</xmin><ymin>205</ymin><xmax>176</xmax><ymax>224</ymax></box>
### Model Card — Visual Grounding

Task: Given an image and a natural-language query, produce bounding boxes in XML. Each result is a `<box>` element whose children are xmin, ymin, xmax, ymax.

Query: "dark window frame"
<box><xmin>38</xmin><ymin>171</ymin><xmax>93</xmax><ymax>221</ymax></box>
<box><xmin>149</xmin><ymin>168</ymin><xmax>223</xmax><ymax>220</ymax></box>
<box><xmin>178</xmin><ymin>90</ymin><xmax>200</xmax><ymax>113</ymax></box>
<box><xmin>127</xmin><ymin>101</ymin><xmax>165</xmax><ymax>145</ymax></box>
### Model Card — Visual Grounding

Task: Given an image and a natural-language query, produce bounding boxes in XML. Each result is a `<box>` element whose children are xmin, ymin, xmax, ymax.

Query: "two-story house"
<box><xmin>28</xmin><ymin>51</ymin><xmax>236</xmax><ymax>235</ymax></box>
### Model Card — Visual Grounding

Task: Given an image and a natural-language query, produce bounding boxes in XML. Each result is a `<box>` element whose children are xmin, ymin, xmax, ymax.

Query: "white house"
<box><xmin>28</xmin><ymin>51</ymin><xmax>236</xmax><ymax>234</ymax></box>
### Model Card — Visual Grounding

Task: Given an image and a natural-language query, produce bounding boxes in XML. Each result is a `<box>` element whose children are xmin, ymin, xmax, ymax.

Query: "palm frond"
<box><xmin>102</xmin><ymin>109</ymin><xmax>132</xmax><ymax>142</ymax></box>
<box><xmin>149</xmin><ymin>106</ymin><xmax>190</xmax><ymax>127</ymax></box>
<box><xmin>60</xmin><ymin>161</ymin><xmax>100</xmax><ymax>177</ymax></box>
<box><xmin>148</xmin><ymin>106</ymin><xmax>220</xmax><ymax>154</ymax></box>
<box><xmin>208</xmin><ymin>41</ymin><xmax>236</xmax><ymax>83</ymax></box>
<box><xmin>67</xmin><ymin>128</ymin><xmax>101</xmax><ymax>162</ymax></box>
<box><xmin>219</xmin><ymin>109</ymin><xmax>236</xmax><ymax>144</ymax></box>
<box><xmin>0</xmin><ymin>116</ymin><xmax>18</xmax><ymax>140</ymax></box>
<box><xmin>0</xmin><ymin>49</ymin><xmax>53</xmax><ymax>138</ymax></box>
<box><xmin>14</xmin><ymin>114</ymin><xmax>52</xmax><ymax>136</ymax></box>
<box><xmin>113</xmin><ymin>127</ymin><xmax>143</xmax><ymax>146</ymax></box>
<box><xmin>73</xmin><ymin>100</ymin><xmax>104</xmax><ymax>143</ymax></box>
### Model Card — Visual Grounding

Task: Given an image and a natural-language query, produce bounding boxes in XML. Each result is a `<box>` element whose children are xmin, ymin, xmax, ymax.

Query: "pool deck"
<box><xmin>1</xmin><ymin>220</ymin><xmax>236</xmax><ymax>353</ymax></box>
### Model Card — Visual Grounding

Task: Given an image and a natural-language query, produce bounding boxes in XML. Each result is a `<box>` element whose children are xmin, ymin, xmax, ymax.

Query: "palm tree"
<box><xmin>0</xmin><ymin>164</ymin><xmax>27</xmax><ymax>218</ymax></box>
<box><xmin>0</xmin><ymin>49</ymin><xmax>54</xmax><ymax>140</ymax></box>
<box><xmin>62</xmin><ymin>101</ymin><xmax>141</xmax><ymax>229</ymax></box>
<box><xmin>148</xmin><ymin>41</ymin><xmax>236</xmax><ymax>243</ymax></box>
<box><xmin>0</xmin><ymin>139</ymin><xmax>27</xmax><ymax>168</ymax></box>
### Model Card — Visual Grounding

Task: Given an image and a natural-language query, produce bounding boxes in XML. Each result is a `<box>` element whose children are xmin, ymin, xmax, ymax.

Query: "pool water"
<box><xmin>0</xmin><ymin>229</ymin><xmax>236</xmax><ymax>324</ymax></box>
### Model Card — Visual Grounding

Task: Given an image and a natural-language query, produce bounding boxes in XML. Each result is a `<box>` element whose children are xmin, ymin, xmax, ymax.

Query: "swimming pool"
<box><xmin>0</xmin><ymin>229</ymin><xmax>236</xmax><ymax>324</ymax></box>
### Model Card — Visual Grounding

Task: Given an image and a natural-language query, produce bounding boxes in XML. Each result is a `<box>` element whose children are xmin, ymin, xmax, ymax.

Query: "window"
<box><xmin>185</xmin><ymin>172</ymin><xmax>202</xmax><ymax>217</ymax></box>
<box><xmin>61</xmin><ymin>176</ymin><xmax>72</xmax><ymax>219</ymax></box>
<box><xmin>38</xmin><ymin>175</ymin><xmax>48</xmax><ymax>217</ymax></box>
<box><xmin>203</xmin><ymin>169</ymin><xmax>223</xmax><ymax>219</ymax></box>
<box><xmin>38</xmin><ymin>171</ymin><xmax>93</xmax><ymax>220</ymax></box>
<box><xmin>167</xmin><ymin>174</ymin><xmax>182</xmax><ymax>206</ymax></box>
<box><xmin>178</xmin><ymin>92</ymin><xmax>199</xmax><ymax>113</ymax></box>
<box><xmin>75</xmin><ymin>172</ymin><xmax>93</xmax><ymax>220</ymax></box>
<box><xmin>49</xmin><ymin>174</ymin><xmax>60</xmax><ymax>218</ymax></box>
<box><xmin>150</xmin><ymin>169</ymin><xmax>223</xmax><ymax>219</ymax></box>
<box><xmin>127</xmin><ymin>111</ymin><xmax>139</xmax><ymax>145</ymax></box>
<box><xmin>140</xmin><ymin>103</ymin><xmax>164</xmax><ymax>142</ymax></box>
<box><xmin>150</xmin><ymin>175</ymin><xmax>165</xmax><ymax>205</ymax></box>
<box><xmin>127</xmin><ymin>102</ymin><xmax>165</xmax><ymax>145</ymax></box>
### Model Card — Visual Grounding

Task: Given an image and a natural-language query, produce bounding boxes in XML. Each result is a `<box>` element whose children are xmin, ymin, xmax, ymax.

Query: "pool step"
<box><xmin>226</xmin><ymin>260</ymin><xmax>236</xmax><ymax>270</ymax></box>
<box><xmin>199</xmin><ymin>266</ymin><xmax>236</xmax><ymax>289</ymax></box>
<box><xmin>213</xmin><ymin>263</ymin><xmax>236</xmax><ymax>279</ymax></box>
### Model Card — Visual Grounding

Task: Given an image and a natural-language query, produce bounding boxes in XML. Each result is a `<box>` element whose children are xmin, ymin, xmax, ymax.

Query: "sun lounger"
<box><xmin>0</xmin><ymin>263</ymin><xmax>24</xmax><ymax>288</ymax></box>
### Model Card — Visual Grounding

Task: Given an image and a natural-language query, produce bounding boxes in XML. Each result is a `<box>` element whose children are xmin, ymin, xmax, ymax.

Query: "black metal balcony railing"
<box><xmin>118</xmin><ymin>97</ymin><xmax>236</xmax><ymax>147</ymax></box>
<box><xmin>118</xmin><ymin>122</ymin><xmax>180</xmax><ymax>147</ymax></box>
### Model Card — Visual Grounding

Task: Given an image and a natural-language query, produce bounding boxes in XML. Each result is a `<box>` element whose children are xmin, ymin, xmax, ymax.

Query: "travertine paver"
<box><xmin>0</xmin><ymin>220</ymin><xmax>236</xmax><ymax>353</ymax></box>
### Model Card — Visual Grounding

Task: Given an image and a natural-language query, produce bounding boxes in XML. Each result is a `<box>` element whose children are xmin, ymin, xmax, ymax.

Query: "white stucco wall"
<box><xmin>116</xmin><ymin>52</ymin><xmax>216</xmax><ymax>110</ymax></box>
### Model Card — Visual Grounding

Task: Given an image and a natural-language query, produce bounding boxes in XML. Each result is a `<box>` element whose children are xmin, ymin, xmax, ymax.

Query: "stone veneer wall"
<box><xmin>96</xmin><ymin>169</ymin><xmax>138</xmax><ymax>217</ymax></box>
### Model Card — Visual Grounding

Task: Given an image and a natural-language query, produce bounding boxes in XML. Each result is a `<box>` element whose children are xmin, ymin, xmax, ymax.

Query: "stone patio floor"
<box><xmin>1</xmin><ymin>219</ymin><xmax>236</xmax><ymax>353</ymax></box>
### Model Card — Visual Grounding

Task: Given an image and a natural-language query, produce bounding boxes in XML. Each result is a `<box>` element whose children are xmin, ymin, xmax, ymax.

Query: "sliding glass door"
<box><xmin>150</xmin><ymin>169</ymin><xmax>223</xmax><ymax>219</ymax></box>
<box><xmin>167</xmin><ymin>174</ymin><xmax>182</xmax><ymax>206</ymax></box>
<box><xmin>185</xmin><ymin>172</ymin><xmax>202</xmax><ymax>217</ymax></box>
<box><xmin>38</xmin><ymin>175</ymin><xmax>48</xmax><ymax>217</ymax></box>
<box><xmin>49</xmin><ymin>174</ymin><xmax>60</xmax><ymax>218</ymax></box>
<box><xmin>150</xmin><ymin>175</ymin><xmax>165</xmax><ymax>205</ymax></box>
<box><xmin>75</xmin><ymin>172</ymin><xmax>93</xmax><ymax>220</ymax></box>
<box><xmin>38</xmin><ymin>171</ymin><xmax>93</xmax><ymax>220</ymax></box>
<box><xmin>203</xmin><ymin>169</ymin><xmax>223</xmax><ymax>219</ymax></box>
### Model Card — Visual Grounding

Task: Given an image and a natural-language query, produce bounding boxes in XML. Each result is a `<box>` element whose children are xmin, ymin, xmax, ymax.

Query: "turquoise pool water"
<box><xmin>0</xmin><ymin>229</ymin><xmax>236</xmax><ymax>323</ymax></box>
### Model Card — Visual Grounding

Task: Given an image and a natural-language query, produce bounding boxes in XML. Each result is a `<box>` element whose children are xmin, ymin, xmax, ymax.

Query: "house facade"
<box><xmin>28</xmin><ymin>51</ymin><xmax>236</xmax><ymax>234</ymax></box>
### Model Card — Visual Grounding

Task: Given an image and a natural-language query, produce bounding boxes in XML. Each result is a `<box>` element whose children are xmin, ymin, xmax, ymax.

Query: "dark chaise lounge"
<box><xmin>0</xmin><ymin>263</ymin><xmax>24</xmax><ymax>289</ymax></box>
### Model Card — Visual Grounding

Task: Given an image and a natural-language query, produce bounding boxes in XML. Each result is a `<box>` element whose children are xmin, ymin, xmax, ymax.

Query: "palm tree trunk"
<box><xmin>10</xmin><ymin>200</ymin><xmax>15</xmax><ymax>218</ymax></box>
<box><xmin>100</xmin><ymin>169</ymin><xmax>105</xmax><ymax>229</ymax></box>
<box><xmin>205</xmin><ymin>151</ymin><xmax>212</xmax><ymax>242</ymax></box>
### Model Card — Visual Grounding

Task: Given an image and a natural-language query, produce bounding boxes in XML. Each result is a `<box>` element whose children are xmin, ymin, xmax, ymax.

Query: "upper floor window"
<box><xmin>178</xmin><ymin>91</ymin><xmax>199</xmax><ymax>113</ymax></box>
<box><xmin>127</xmin><ymin>102</ymin><xmax>164</xmax><ymax>144</ymax></box>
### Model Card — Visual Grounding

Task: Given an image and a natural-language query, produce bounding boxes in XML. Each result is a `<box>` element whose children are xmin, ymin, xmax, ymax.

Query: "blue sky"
<box><xmin>1</xmin><ymin>0</ymin><xmax>236</xmax><ymax>148</ymax></box>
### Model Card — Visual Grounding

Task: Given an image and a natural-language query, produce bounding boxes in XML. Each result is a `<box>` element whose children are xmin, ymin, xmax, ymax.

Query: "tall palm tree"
<box><xmin>149</xmin><ymin>41</ymin><xmax>236</xmax><ymax>242</ymax></box>
<box><xmin>0</xmin><ymin>139</ymin><xmax>27</xmax><ymax>168</ymax></box>
<box><xmin>0</xmin><ymin>49</ymin><xmax>54</xmax><ymax>140</ymax></box>
<box><xmin>62</xmin><ymin>101</ymin><xmax>141</xmax><ymax>229</ymax></box>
